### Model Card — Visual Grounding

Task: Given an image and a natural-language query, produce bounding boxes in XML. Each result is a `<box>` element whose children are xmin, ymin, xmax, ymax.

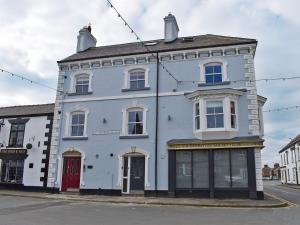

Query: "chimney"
<box><xmin>164</xmin><ymin>13</ymin><xmax>179</xmax><ymax>43</ymax></box>
<box><xmin>76</xmin><ymin>24</ymin><xmax>97</xmax><ymax>53</ymax></box>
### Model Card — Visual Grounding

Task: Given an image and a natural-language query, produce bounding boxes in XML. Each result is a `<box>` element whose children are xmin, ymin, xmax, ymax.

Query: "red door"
<box><xmin>61</xmin><ymin>157</ymin><xmax>81</xmax><ymax>191</ymax></box>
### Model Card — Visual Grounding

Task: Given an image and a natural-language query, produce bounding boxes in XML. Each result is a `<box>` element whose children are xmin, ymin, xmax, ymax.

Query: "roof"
<box><xmin>58</xmin><ymin>34</ymin><xmax>257</xmax><ymax>63</ymax></box>
<box><xmin>0</xmin><ymin>104</ymin><xmax>54</xmax><ymax>118</ymax></box>
<box><xmin>279</xmin><ymin>134</ymin><xmax>300</xmax><ymax>153</ymax></box>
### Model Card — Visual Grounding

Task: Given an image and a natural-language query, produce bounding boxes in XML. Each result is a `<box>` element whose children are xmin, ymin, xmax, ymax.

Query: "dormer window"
<box><xmin>205</xmin><ymin>63</ymin><xmax>222</xmax><ymax>84</ymax></box>
<box><xmin>75</xmin><ymin>75</ymin><xmax>89</xmax><ymax>94</ymax></box>
<box><xmin>122</xmin><ymin>66</ymin><xmax>150</xmax><ymax>92</ymax></box>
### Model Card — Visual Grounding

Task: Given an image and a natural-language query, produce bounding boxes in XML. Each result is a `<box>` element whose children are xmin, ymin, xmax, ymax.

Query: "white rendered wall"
<box><xmin>0</xmin><ymin>116</ymin><xmax>49</xmax><ymax>187</ymax></box>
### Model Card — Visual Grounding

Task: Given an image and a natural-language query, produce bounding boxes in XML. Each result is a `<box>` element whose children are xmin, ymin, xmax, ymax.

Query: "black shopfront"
<box><xmin>168</xmin><ymin>138</ymin><xmax>264</xmax><ymax>199</ymax></box>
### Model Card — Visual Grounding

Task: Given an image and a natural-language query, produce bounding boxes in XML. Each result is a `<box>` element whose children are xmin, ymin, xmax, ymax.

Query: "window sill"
<box><xmin>121</xmin><ymin>87</ymin><xmax>150</xmax><ymax>92</ymax></box>
<box><xmin>198</xmin><ymin>81</ymin><xmax>230</xmax><ymax>87</ymax></box>
<box><xmin>67</xmin><ymin>92</ymin><xmax>93</xmax><ymax>96</ymax></box>
<box><xmin>119</xmin><ymin>135</ymin><xmax>149</xmax><ymax>139</ymax></box>
<box><xmin>62</xmin><ymin>136</ymin><xmax>88</xmax><ymax>140</ymax></box>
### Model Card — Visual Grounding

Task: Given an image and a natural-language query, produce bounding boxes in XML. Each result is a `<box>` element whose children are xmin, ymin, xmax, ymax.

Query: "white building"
<box><xmin>279</xmin><ymin>135</ymin><xmax>300</xmax><ymax>185</ymax></box>
<box><xmin>0</xmin><ymin>104</ymin><xmax>54</xmax><ymax>190</ymax></box>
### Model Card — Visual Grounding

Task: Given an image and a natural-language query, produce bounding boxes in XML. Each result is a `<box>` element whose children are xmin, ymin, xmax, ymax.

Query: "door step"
<box><xmin>62</xmin><ymin>188</ymin><xmax>80</xmax><ymax>195</ymax></box>
<box><xmin>123</xmin><ymin>190</ymin><xmax>144</xmax><ymax>197</ymax></box>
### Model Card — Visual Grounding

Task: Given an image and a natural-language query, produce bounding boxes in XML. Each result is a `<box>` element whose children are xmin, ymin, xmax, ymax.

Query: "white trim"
<box><xmin>69</xmin><ymin>70</ymin><xmax>93</xmax><ymax>94</ymax></box>
<box><xmin>61</xmin><ymin>91</ymin><xmax>185</xmax><ymax>103</ymax></box>
<box><xmin>121</xmin><ymin>104</ymin><xmax>148</xmax><ymax>136</ymax></box>
<box><xmin>123</xmin><ymin>65</ymin><xmax>150</xmax><ymax>89</ymax></box>
<box><xmin>198</xmin><ymin>58</ymin><xmax>228</xmax><ymax>83</ymax></box>
<box><xmin>58</xmin><ymin>43</ymin><xmax>257</xmax><ymax>69</ymax></box>
<box><xmin>64</xmin><ymin>106</ymin><xmax>90</xmax><ymax>138</ymax></box>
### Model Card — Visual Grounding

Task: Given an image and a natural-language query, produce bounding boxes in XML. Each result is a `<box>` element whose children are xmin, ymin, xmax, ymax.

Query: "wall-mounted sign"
<box><xmin>0</xmin><ymin>149</ymin><xmax>27</xmax><ymax>155</ymax></box>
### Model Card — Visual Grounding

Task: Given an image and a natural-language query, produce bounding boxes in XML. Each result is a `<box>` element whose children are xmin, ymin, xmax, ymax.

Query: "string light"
<box><xmin>0</xmin><ymin>68</ymin><xmax>64</xmax><ymax>94</ymax></box>
<box><xmin>106</xmin><ymin>0</ymin><xmax>180</xmax><ymax>83</ymax></box>
<box><xmin>263</xmin><ymin>105</ymin><xmax>300</xmax><ymax>113</ymax></box>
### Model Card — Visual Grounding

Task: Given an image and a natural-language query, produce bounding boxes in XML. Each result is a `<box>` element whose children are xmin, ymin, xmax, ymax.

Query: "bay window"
<box><xmin>194</xmin><ymin>102</ymin><xmax>200</xmax><ymax>130</ymax></box>
<box><xmin>206</xmin><ymin>101</ymin><xmax>224</xmax><ymax>128</ymax></box>
<box><xmin>230</xmin><ymin>101</ymin><xmax>237</xmax><ymax>129</ymax></box>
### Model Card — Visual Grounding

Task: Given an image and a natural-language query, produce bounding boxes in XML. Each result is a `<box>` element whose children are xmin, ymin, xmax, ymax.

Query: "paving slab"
<box><xmin>0</xmin><ymin>190</ymin><xmax>290</xmax><ymax>208</ymax></box>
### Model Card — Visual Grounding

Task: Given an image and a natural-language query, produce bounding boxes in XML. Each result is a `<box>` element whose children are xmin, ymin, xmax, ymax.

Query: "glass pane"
<box><xmin>214</xmin><ymin>65</ymin><xmax>221</xmax><ymax>73</ymax></box>
<box><xmin>214</xmin><ymin>150</ymin><xmax>230</xmax><ymax>188</ymax></box>
<box><xmin>123</xmin><ymin>178</ymin><xmax>128</xmax><ymax>192</ymax></box>
<box><xmin>18</xmin><ymin>124</ymin><xmax>25</xmax><ymax>131</ymax></box>
<box><xmin>77</xmin><ymin>125</ymin><xmax>84</xmax><ymax>136</ymax></box>
<box><xmin>231</xmin><ymin>115</ymin><xmax>236</xmax><ymax>128</ymax></box>
<box><xmin>123</xmin><ymin>157</ymin><xmax>128</xmax><ymax>177</ymax></box>
<box><xmin>205</xmin><ymin>75</ymin><xmax>213</xmax><ymax>83</ymax></box>
<box><xmin>128</xmin><ymin>123</ymin><xmax>135</xmax><ymax>134</ymax></box>
<box><xmin>214</xmin><ymin>74</ymin><xmax>222</xmax><ymax>83</ymax></box>
<box><xmin>78</xmin><ymin>114</ymin><xmax>85</xmax><ymax>124</ymax></box>
<box><xmin>205</xmin><ymin>66</ymin><xmax>213</xmax><ymax>74</ymax></box>
<box><xmin>231</xmin><ymin>150</ymin><xmax>248</xmax><ymax>188</ymax></box>
<box><xmin>128</xmin><ymin>112</ymin><xmax>136</xmax><ymax>123</ymax></box>
<box><xmin>135</xmin><ymin>123</ymin><xmax>143</xmax><ymax>134</ymax></box>
<box><xmin>207</xmin><ymin>115</ymin><xmax>215</xmax><ymax>128</ymax></box>
<box><xmin>130</xmin><ymin>74</ymin><xmax>138</xmax><ymax>81</ymax></box>
<box><xmin>137</xmin><ymin>80</ymin><xmax>145</xmax><ymax>88</ymax></box>
<box><xmin>230</xmin><ymin>101</ymin><xmax>236</xmax><ymax>114</ymax></box>
<box><xmin>130</xmin><ymin>81</ymin><xmax>138</xmax><ymax>89</ymax></box>
<box><xmin>71</xmin><ymin>126</ymin><xmax>79</xmax><ymax>136</ymax></box>
<box><xmin>11</xmin><ymin>125</ymin><xmax>18</xmax><ymax>131</ymax></box>
<box><xmin>195</xmin><ymin>116</ymin><xmax>200</xmax><ymax>130</ymax></box>
<box><xmin>195</xmin><ymin>103</ymin><xmax>200</xmax><ymax>116</ymax></box>
<box><xmin>176</xmin><ymin>151</ymin><xmax>192</xmax><ymax>188</ymax></box>
<box><xmin>193</xmin><ymin>151</ymin><xmax>209</xmax><ymax>188</ymax></box>
<box><xmin>72</xmin><ymin>115</ymin><xmax>79</xmax><ymax>124</ymax></box>
<box><xmin>135</xmin><ymin>111</ymin><xmax>143</xmax><ymax>122</ymax></box>
<box><xmin>216</xmin><ymin>115</ymin><xmax>224</xmax><ymax>128</ymax></box>
<box><xmin>16</xmin><ymin>131</ymin><xmax>24</xmax><ymax>146</ymax></box>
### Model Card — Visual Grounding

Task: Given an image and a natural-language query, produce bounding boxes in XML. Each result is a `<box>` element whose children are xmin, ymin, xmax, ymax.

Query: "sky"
<box><xmin>0</xmin><ymin>0</ymin><xmax>299</xmax><ymax>166</ymax></box>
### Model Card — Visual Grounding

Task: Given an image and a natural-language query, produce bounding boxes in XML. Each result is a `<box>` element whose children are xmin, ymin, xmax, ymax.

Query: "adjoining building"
<box><xmin>279</xmin><ymin>135</ymin><xmax>300</xmax><ymax>185</ymax></box>
<box><xmin>48</xmin><ymin>13</ymin><xmax>266</xmax><ymax>199</ymax></box>
<box><xmin>0</xmin><ymin>104</ymin><xmax>54</xmax><ymax>190</ymax></box>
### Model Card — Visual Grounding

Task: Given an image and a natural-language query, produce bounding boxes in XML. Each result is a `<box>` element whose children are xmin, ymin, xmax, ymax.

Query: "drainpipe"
<box><xmin>154</xmin><ymin>53</ymin><xmax>159</xmax><ymax>194</ymax></box>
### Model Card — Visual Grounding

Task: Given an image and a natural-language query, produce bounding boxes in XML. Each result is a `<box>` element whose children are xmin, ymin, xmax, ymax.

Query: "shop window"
<box><xmin>175</xmin><ymin>151</ymin><xmax>209</xmax><ymax>189</ymax></box>
<box><xmin>214</xmin><ymin>149</ymin><xmax>248</xmax><ymax>188</ymax></box>
<box><xmin>176</xmin><ymin>151</ymin><xmax>192</xmax><ymax>188</ymax></box>
<box><xmin>0</xmin><ymin>159</ymin><xmax>24</xmax><ymax>184</ymax></box>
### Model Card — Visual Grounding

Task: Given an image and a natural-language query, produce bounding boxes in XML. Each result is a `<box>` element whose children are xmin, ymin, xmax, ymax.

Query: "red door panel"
<box><xmin>62</xmin><ymin>157</ymin><xmax>81</xmax><ymax>191</ymax></box>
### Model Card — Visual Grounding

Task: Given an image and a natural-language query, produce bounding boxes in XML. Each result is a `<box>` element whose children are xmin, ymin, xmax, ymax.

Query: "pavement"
<box><xmin>0</xmin><ymin>181</ymin><xmax>299</xmax><ymax>225</ymax></box>
<box><xmin>0</xmin><ymin>188</ymin><xmax>288</xmax><ymax>208</ymax></box>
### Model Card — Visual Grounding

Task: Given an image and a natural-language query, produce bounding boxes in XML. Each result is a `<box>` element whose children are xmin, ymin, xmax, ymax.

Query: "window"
<box><xmin>75</xmin><ymin>75</ymin><xmax>89</xmax><ymax>94</ymax></box>
<box><xmin>205</xmin><ymin>64</ymin><xmax>222</xmax><ymax>84</ymax></box>
<box><xmin>194</xmin><ymin>103</ymin><xmax>200</xmax><ymax>130</ymax></box>
<box><xmin>128</xmin><ymin>110</ymin><xmax>143</xmax><ymax>135</ymax></box>
<box><xmin>230</xmin><ymin>101</ymin><xmax>237</xmax><ymax>129</ymax></box>
<box><xmin>129</xmin><ymin>70</ymin><xmax>145</xmax><ymax>90</ymax></box>
<box><xmin>123</xmin><ymin>67</ymin><xmax>150</xmax><ymax>91</ymax></box>
<box><xmin>214</xmin><ymin>150</ymin><xmax>248</xmax><ymax>188</ymax></box>
<box><xmin>286</xmin><ymin>151</ymin><xmax>289</xmax><ymax>164</ymax></box>
<box><xmin>0</xmin><ymin>159</ymin><xmax>24</xmax><ymax>184</ymax></box>
<box><xmin>206</xmin><ymin>101</ymin><xmax>224</xmax><ymax>128</ymax></box>
<box><xmin>9</xmin><ymin>123</ymin><xmax>25</xmax><ymax>147</ymax></box>
<box><xmin>176</xmin><ymin>151</ymin><xmax>192</xmax><ymax>188</ymax></box>
<box><xmin>71</xmin><ymin>112</ymin><xmax>85</xmax><ymax>136</ymax></box>
<box><xmin>175</xmin><ymin>151</ymin><xmax>209</xmax><ymax>189</ymax></box>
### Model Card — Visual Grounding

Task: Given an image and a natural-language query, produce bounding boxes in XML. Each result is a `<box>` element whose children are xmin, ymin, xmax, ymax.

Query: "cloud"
<box><xmin>0</xmin><ymin>0</ymin><xmax>299</xmax><ymax>165</ymax></box>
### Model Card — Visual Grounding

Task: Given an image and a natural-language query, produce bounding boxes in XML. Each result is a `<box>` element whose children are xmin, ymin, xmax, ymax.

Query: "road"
<box><xmin>0</xmin><ymin>181</ymin><xmax>299</xmax><ymax>225</ymax></box>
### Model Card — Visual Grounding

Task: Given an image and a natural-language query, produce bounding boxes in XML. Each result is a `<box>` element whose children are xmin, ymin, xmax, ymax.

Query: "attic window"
<box><xmin>181</xmin><ymin>37</ymin><xmax>194</xmax><ymax>42</ymax></box>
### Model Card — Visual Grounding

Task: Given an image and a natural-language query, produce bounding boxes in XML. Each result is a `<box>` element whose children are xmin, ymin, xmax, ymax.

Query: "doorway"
<box><xmin>61</xmin><ymin>157</ymin><xmax>81</xmax><ymax>191</ymax></box>
<box><xmin>122</xmin><ymin>155</ymin><xmax>145</xmax><ymax>193</ymax></box>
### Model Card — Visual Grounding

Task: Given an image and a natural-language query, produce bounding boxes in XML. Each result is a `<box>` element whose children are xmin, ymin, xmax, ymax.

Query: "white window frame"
<box><xmin>199</xmin><ymin>58</ymin><xmax>228</xmax><ymax>84</ymax></box>
<box><xmin>123</xmin><ymin>66</ymin><xmax>150</xmax><ymax>89</ymax></box>
<box><xmin>205</xmin><ymin>99</ymin><xmax>225</xmax><ymax>130</ymax></box>
<box><xmin>64</xmin><ymin>107</ymin><xmax>89</xmax><ymax>138</ymax></box>
<box><xmin>193</xmin><ymin>96</ymin><xmax>238</xmax><ymax>133</ymax></box>
<box><xmin>194</xmin><ymin>102</ymin><xmax>201</xmax><ymax>131</ymax></box>
<box><xmin>69</xmin><ymin>70</ymin><xmax>93</xmax><ymax>94</ymax></box>
<box><xmin>121</xmin><ymin>104</ymin><xmax>148</xmax><ymax>136</ymax></box>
